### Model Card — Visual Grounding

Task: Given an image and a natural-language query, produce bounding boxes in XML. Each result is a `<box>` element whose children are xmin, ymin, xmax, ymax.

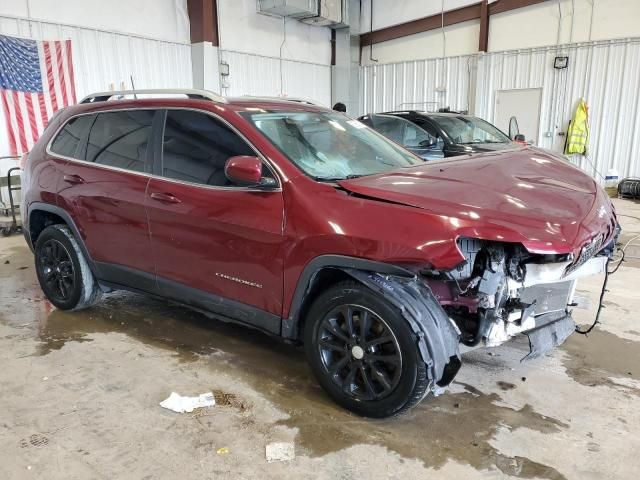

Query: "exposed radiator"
<box><xmin>518</xmin><ymin>280</ymin><xmax>574</xmax><ymax>315</ymax></box>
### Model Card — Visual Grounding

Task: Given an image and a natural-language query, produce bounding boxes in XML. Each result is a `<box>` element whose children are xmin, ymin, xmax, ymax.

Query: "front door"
<box><xmin>145</xmin><ymin>109</ymin><xmax>285</xmax><ymax>332</ymax></box>
<box><xmin>54</xmin><ymin>109</ymin><xmax>157</xmax><ymax>290</ymax></box>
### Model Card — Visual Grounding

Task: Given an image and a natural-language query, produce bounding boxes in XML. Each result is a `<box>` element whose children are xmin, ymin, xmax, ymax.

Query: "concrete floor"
<box><xmin>1</xmin><ymin>199</ymin><xmax>639</xmax><ymax>480</ymax></box>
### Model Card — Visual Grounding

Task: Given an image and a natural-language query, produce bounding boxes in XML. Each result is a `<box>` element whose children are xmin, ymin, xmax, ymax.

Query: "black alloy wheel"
<box><xmin>38</xmin><ymin>238</ymin><xmax>75</xmax><ymax>303</ymax></box>
<box><xmin>316</xmin><ymin>304</ymin><xmax>403</xmax><ymax>401</ymax></box>
<box><xmin>34</xmin><ymin>225</ymin><xmax>102</xmax><ymax>310</ymax></box>
<box><xmin>305</xmin><ymin>280</ymin><xmax>431</xmax><ymax>417</ymax></box>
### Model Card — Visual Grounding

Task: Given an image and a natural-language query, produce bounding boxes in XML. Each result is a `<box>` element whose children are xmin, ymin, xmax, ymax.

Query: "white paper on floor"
<box><xmin>265</xmin><ymin>442</ymin><xmax>295</xmax><ymax>463</ymax></box>
<box><xmin>159</xmin><ymin>392</ymin><xmax>215</xmax><ymax>413</ymax></box>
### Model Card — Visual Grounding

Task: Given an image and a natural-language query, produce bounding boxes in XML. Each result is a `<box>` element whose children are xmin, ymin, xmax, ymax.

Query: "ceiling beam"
<box><xmin>360</xmin><ymin>3</ymin><xmax>481</xmax><ymax>47</ymax></box>
<box><xmin>360</xmin><ymin>0</ymin><xmax>550</xmax><ymax>48</ymax></box>
<box><xmin>489</xmin><ymin>0</ymin><xmax>549</xmax><ymax>15</ymax></box>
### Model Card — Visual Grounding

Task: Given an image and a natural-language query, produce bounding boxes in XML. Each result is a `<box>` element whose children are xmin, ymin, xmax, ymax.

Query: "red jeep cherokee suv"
<box><xmin>22</xmin><ymin>89</ymin><xmax>617</xmax><ymax>417</ymax></box>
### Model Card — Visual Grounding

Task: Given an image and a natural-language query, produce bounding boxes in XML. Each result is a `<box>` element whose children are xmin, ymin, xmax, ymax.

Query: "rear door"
<box><xmin>54</xmin><ymin>109</ymin><xmax>157</xmax><ymax>290</ymax></box>
<box><xmin>145</xmin><ymin>109</ymin><xmax>285</xmax><ymax>330</ymax></box>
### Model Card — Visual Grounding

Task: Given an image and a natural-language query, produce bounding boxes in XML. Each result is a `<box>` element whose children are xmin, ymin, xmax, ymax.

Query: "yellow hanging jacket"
<box><xmin>565</xmin><ymin>98</ymin><xmax>589</xmax><ymax>155</ymax></box>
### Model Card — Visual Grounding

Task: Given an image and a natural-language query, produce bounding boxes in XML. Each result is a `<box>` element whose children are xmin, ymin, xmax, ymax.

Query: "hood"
<box><xmin>338</xmin><ymin>147</ymin><xmax>615</xmax><ymax>254</ymax></box>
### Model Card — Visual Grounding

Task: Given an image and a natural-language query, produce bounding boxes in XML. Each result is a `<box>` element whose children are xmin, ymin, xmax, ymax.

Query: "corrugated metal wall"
<box><xmin>361</xmin><ymin>38</ymin><xmax>640</xmax><ymax>181</ymax></box>
<box><xmin>0</xmin><ymin>15</ymin><xmax>192</xmax><ymax>96</ymax></box>
<box><xmin>361</xmin><ymin>55</ymin><xmax>474</xmax><ymax>114</ymax></box>
<box><xmin>0</xmin><ymin>14</ymin><xmax>192</xmax><ymax>159</ymax></box>
<box><xmin>220</xmin><ymin>50</ymin><xmax>332</xmax><ymax>107</ymax></box>
<box><xmin>475</xmin><ymin>39</ymin><xmax>640</xmax><ymax>180</ymax></box>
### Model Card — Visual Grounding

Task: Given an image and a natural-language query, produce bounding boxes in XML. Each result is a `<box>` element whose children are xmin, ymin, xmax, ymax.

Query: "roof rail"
<box><xmin>241</xmin><ymin>95</ymin><xmax>325</xmax><ymax>107</ymax></box>
<box><xmin>80</xmin><ymin>88</ymin><xmax>227</xmax><ymax>104</ymax></box>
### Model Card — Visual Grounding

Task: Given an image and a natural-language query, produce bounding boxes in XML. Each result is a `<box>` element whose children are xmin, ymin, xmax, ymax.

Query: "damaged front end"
<box><xmin>422</xmin><ymin>237</ymin><xmax>612</xmax><ymax>359</ymax></box>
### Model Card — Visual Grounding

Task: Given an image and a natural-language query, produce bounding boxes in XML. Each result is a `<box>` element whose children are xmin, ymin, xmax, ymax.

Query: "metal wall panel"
<box><xmin>220</xmin><ymin>50</ymin><xmax>331</xmax><ymax>106</ymax></box>
<box><xmin>475</xmin><ymin>39</ymin><xmax>640</xmax><ymax>180</ymax></box>
<box><xmin>360</xmin><ymin>38</ymin><xmax>640</xmax><ymax>181</ymax></box>
<box><xmin>0</xmin><ymin>15</ymin><xmax>192</xmax><ymax>157</ymax></box>
<box><xmin>0</xmin><ymin>15</ymin><xmax>192</xmax><ymax>97</ymax></box>
<box><xmin>361</xmin><ymin>55</ymin><xmax>474</xmax><ymax>114</ymax></box>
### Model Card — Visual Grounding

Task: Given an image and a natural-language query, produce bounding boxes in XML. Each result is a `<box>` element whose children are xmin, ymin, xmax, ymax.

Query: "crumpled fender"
<box><xmin>344</xmin><ymin>269</ymin><xmax>461</xmax><ymax>387</ymax></box>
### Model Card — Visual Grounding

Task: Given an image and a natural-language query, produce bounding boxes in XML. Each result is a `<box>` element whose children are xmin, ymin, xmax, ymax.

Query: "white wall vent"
<box><xmin>257</xmin><ymin>0</ymin><xmax>348</xmax><ymax>27</ymax></box>
<box><xmin>300</xmin><ymin>0</ymin><xmax>347</xmax><ymax>27</ymax></box>
<box><xmin>257</xmin><ymin>0</ymin><xmax>319</xmax><ymax>19</ymax></box>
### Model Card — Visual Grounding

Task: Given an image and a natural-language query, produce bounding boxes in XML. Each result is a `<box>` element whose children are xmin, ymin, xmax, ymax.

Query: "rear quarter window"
<box><xmin>49</xmin><ymin>115</ymin><xmax>94</xmax><ymax>158</ymax></box>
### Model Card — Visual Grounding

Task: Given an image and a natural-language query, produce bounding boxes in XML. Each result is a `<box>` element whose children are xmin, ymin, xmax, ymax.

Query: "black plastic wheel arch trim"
<box><xmin>26</xmin><ymin>202</ymin><xmax>101</xmax><ymax>278</ymax></box>
<box><xmin>283</xmin><ymin>255</ymin><xmax>415</xmax><ymax>338</ymax></box>
<box><xmin>344</xmin><ymin>269</ymin><xmax>461</xmax><ymax>387</ymax></box>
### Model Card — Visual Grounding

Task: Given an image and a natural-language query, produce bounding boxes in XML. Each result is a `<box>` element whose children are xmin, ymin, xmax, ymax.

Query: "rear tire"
<box><xmin>304</xmin><ymin>280</ymin><xmax>430</xmax><ymax>418</ymax></box>
<box><xmin>34</xmin><ymin>225</ymin><xmax>102</xmax><ymax>310</ymax></box>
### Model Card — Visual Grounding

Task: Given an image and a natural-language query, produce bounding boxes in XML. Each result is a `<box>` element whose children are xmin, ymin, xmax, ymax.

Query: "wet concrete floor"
<box><xmin>1</xmin><ymin>198</ymin><xmax>639</xmax><ymax>479</ymax></box>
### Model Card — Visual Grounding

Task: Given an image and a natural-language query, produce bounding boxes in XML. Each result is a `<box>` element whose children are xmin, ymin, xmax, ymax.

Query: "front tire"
<box><xmin>34</xmin><ymin>225</ymin><xmax>102</xmax><ymax>310</ymax></box>
<box><xmin>304</xmin><ymin>280</ymin><xmax>430</xmax><ymax>418</ymax></box>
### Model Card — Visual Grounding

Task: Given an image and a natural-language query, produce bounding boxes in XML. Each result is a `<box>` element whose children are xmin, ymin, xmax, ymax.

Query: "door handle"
<box><xmin>150</xmin><ymin>192</ymin><xmax>182</xmax><ymax>204</ymax></box>
<box><xmin>63</xmin><ymin>174</ymin><xmax>85</xmax><ymax>184</ymax></box>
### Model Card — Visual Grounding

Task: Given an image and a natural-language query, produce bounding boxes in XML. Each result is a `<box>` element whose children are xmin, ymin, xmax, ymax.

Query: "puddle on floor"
<box><xmin>30</xmin><ymin>299</ymin><xmax>570</xmax><ymax>479</ymax></box>
<box><xmin>0</xmin><ymin>243</ymin><xmax>570</xmax><ymax>479</ymax></box>
<box><xmin>603</xmin><ymin>299</ymin><xmax>630</xmax><ymax>314</ymax></box>
<box><xmin>561</xmin><ymin>329</ymin><xmax>640</xmax><ymax>390</ymax></box>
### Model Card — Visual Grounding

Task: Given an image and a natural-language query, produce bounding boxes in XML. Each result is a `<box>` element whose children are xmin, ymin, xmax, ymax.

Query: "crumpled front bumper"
<box><xmin>523</xmin><ymin>310</ymin><xmax>575</xmax><ymax>360</ymax></box>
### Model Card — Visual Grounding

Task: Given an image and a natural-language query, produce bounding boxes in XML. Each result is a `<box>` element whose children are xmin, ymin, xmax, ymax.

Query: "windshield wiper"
<box><xmin>313</xmin><ymin>174</ymin><xmax>367</xmax><ymax>182</ymax></box>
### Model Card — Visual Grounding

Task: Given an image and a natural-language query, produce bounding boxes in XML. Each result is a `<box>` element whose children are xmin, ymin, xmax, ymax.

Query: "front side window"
<box><xmin>49</xmin><ymin>115</ymin><xmax>94</xmax><ymax>158</ymax></box>
<box><xmin>161</xmin><ymin>110</ymin><xmax>256</xmax><ymax>187</ymax></box>
<box><xmin>242</xmin><ymin>111</ymin><xmax>420</xmax><ymax>181</ymax></box>
<box><xmin>434</xmin><ymin>116</ymin><xmax>510</xmax><ymax>145</ymax></box>
<box><xmin>85</xmin><ymin>110</ymin><xmax>154</xmax><ymax>172</ymax></box>
<box><xmin>411</xmin><ymin>118</ymin><xmax>444</xmax><ymax>150</ymax></box>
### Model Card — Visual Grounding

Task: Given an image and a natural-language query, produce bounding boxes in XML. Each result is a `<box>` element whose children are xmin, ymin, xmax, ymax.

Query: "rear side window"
<box><xmin>369</xmin><ymin>115</ymin><xmax>405</xmax><ymax>144</ymax></box>
<box><xmin>370</xmin><ymin>115</ymin><xmax>439</xmax><ymax>149</ymax></box>
<box><xmin>85</xmin><ymin>110</ymin><xmax>154</xmax><ymax>172</ymax></box>
<box><xmin>49</xmin><ymin>116</ymin><xmax>93</xmax><ymax>158</ymax></box>
<box><xmin>161</xmin><ymin>110</ymin><xmax>254</xmax><ymax>187</ymax></box>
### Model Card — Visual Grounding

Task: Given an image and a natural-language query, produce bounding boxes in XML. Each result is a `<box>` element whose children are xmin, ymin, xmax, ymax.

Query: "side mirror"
<box><xmin>225</xmin><ymin>155</ymin><xmax>264</xmax><ymax>186</ymax></box>
<box><xmin>514</xmin><ymin>134</ymin><xmax>526</xmax><ymax>143</ymax></box>
<box><xmin>509</xmin><ymin>116</ymin><xmax>520</xmax><ymax>140</ymax></box>
<box><xmin>419</xmin><ymin>138</ymin><xmax>437</xmax><ymax>148</ymax></box>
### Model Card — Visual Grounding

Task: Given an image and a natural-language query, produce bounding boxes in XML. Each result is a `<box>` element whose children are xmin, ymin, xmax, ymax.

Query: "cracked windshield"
<box><xmin>242</xmin><ymin>111</ymin><xmax>420</xmax><ymax>180</ymax></box>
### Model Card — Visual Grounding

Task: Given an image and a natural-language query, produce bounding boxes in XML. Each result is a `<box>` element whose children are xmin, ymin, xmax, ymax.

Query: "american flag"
<box><xmin>0</xmin><ymin>34</ymin><xmax>77</xmax><ymax>156</ymax></box>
